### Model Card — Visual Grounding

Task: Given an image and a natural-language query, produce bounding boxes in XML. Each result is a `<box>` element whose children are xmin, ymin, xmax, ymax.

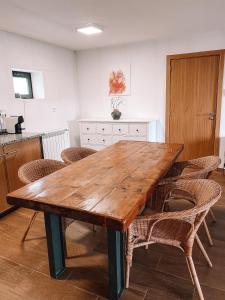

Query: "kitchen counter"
<box><xmin>0</xmin><ymin>132</ymin><xmax>43</xmax><ymax>146</ymax></box>
<box><xmin>0</xmin><ymin>132</ymin><xmax>43</xmax><ymax>216</ymax></box>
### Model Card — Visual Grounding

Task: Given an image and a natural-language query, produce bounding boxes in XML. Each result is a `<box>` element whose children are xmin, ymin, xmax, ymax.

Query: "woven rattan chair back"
<box><xmin>165</xmin><ymin>180</ymin><xmax>221</xmax><ymax>235</ymax></box>
<box><xmin>163</xmin><ymin>156</ymin><xmax>221</xmax><ymax>182</ymax></box>
<box><xmin>18</xmin><ymin>159</ymin><xmax>66</xmax><ymax>184</ymax></box>
<box><xmin>61</xmin><ymin>147</ymin><xmax>97</xmax><ymax>164</ymax></box>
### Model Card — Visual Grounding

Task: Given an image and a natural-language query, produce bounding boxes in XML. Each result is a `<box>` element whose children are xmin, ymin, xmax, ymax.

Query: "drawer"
<box><xmin>112</xmin><ymin>124</ymin><xmax>129</xmax><ymax>135</ymax></box>
<box><xmin>96</xmin><ymin>135</ymin><xmax>112</xmax><ymax>146</ymax></box>
<box><xmin>97</xmin><ymin>123</ymin><xmax>112</xmax><ymax>135</ymax></box>
<box><xmin>81</xmin><ymin>134</ymin><xmax>97</xmax><ymax>145</ymax></box>
<box><xmin>129</xmin><ymin>123</ymin><xmax>147</xmax><ymax>136</ymax></box>
<box><xmin>80</xmin><ymin>123</ymin><xmax>96</xmax><ymax>134</ymax></box>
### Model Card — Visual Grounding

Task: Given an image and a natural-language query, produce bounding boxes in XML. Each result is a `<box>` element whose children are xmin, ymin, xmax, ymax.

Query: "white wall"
<box><xmin>2</xmin><ymin>29</ymin><xmax>225</xmax><ymax>163</ymax></box>
<box><xmin>0</xmin><ymin>31</ymin><xmax>80</xmax><ymax>145</ymax></box>
<box><xmin>76</xmin><ymin>30</ymin><xmax>225</xmax><ymax>164</ymax></box>
<box><xmin>77</xmin><ymin>40</ymin><xmax>165</xmax><ymax>140</ymax></box>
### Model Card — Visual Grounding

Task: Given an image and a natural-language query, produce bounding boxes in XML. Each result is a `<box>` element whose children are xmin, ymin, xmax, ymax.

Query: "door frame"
<box><xmin>166</xmin><ymin>49</ymin><xmax>225</xmax><ymax>156</ymax></box>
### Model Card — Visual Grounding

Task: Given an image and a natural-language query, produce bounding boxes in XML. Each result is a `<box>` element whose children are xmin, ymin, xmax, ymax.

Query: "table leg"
<box><xmin>107</xmin><ymin>229</ymin><xmax>125</xmax><ymax>300</ymax></box>
<box><xmin>44</xmin><ymin>213</ymin><xmax>65</xmax><ymax>278</ymax></box>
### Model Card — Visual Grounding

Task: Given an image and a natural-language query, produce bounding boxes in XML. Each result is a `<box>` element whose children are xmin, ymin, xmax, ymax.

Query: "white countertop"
<box><xmin>78</xmin><ymin>118</ymin><xmax>157</xmax><ymax>123</ymax></box>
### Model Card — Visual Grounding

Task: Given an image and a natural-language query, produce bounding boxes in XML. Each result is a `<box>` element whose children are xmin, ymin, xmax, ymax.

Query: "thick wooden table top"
<box><xmin>7</xmin><ymin>141</ymin><xmax>183</xmax><ymax>231</ymax></box>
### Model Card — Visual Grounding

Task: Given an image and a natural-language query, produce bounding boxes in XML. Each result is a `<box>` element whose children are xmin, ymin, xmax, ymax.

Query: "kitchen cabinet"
<box><xmin>0</xmin><ymin>137</ymin><xmax>42</xmax><ymax>215</ymax></box>
<box><xmin>0</xmin><ymin>146</ymin><xmax>10</xmax><ymax>213</ymax></box>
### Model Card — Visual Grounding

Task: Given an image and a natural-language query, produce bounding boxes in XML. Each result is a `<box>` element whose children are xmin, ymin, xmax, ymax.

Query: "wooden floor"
<box><xmin>1</xmin><ymin>171</ymin><xmax>225</xmax><ymax>299</ymax></box>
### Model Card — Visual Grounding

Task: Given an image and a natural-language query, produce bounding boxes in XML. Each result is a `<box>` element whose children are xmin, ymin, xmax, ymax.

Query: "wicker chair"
<box><xmin>157</xmin><ymin>156</ymin><xmax>221</xmax><ymax>246</ymax></box>
<box><xmin>126</xmin><ymin>179</ymin><xmax>222</xmax><ymax>300</ymax></box>
<box><xmin>18</xmin><ymin>159</ymin><xmax>73</xmax><ymax>257</ymax></box>
<box><xmin>61</xmin><ymin>147</ymin><xmax>97</xmax><ymax>164</ymax></box>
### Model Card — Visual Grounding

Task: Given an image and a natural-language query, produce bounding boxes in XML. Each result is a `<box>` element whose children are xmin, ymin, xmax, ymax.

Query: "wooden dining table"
<box><xmin>7</xmin><ymin>141</ymin><xmax>183</xmax><ymax>300</ymax></box>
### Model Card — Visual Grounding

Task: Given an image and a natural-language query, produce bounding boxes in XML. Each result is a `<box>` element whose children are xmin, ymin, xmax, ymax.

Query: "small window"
<box><xmin>12</xmin><ymin>71</ymin><xmax>33</xmax><ymax>99</ymax></box>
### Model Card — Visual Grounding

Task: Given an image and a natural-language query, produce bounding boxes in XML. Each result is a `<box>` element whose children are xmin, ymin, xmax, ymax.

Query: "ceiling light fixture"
<box><xmin>77</xmin><ymin>24</ymin><xmax>103</xmax><ymax>35</ymax></box>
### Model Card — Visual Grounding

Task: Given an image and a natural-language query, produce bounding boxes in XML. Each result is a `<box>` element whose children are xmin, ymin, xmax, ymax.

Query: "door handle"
<box><xmin>209</xmin><ymin>112</ymin><xmax>216</xmax><ymax>120</ymax></box>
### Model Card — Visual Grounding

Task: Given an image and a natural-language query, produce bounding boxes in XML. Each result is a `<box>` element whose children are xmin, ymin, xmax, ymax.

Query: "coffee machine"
<box><xmin>5</xmin><ymin>116</ymin><xmax>25</xmax><ymax>134</ymax></box>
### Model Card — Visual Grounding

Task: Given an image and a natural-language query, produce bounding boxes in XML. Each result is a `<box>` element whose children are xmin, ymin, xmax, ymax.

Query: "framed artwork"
<box><xmin>108</xmin><ymin>64</ymin><xmax>131</xmax><ymax>96</ymax></box>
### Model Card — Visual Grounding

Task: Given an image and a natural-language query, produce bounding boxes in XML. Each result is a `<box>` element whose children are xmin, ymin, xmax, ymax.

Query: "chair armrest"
<box><xmin>131</xmin><ymin>209</ymin><xmax>194</xmax><ymax>243</ymax></box>
<box><xmin>136</xmin><ymin>207</ymin><xmax>194</xmax><ymax>222</ymax></box>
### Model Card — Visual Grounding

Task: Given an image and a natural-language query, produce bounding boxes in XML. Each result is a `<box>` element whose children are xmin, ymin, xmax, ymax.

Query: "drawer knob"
<box><xmin>102</xmin><ymin>128</ymin><xmax>105</xmax><ymax>131</ymax></box>
<box><xmin>87</xmin><ymin>127</ymin><xmax>90</xmax><ymax>130</ymax></box>
<box><xmin>88</xmin><ymin>138</ymin><xmax>90</xmax><ymax>141</ymax></box>
<box><xmin>102</xmin><ymin>139</ymin><xmax>105</xmax><ymax>142</ymax></box>
<box><xmin>136</xmin><ymin>129</ymin><xmax>139</xmax><ymax>132</ymax></box>
<box><xmin>118</xmin><ymin>128</ymin><xmax>121</xmax><ymax>131</ymax></box>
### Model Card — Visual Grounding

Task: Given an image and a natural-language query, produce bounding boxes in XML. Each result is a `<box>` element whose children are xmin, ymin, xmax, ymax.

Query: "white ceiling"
<box><xmin>0</xmin><ymin>0</ymin><xmax>225</xmax><ymax>50</ymax></box>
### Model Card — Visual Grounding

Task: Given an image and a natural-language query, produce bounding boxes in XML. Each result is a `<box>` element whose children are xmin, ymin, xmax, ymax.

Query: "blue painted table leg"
<box><xmin>44</xmin><ymin>213</ymin><xmax>65</xmax><ymax>278</ymax></box>
<box><xmin>107</xmin><ymin>229</ymin><xmax>125</xmax><ymax>300</ymax></box>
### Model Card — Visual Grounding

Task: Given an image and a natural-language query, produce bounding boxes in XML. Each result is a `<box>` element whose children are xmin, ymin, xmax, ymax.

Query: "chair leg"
<box><xmin>21</xmin><ymin>211</ymin><xmax>39</xmax><ymax>242</ymax></box>
<box><xmin>209</xmin><ymin>209</ymin><xmax>216</xmax><ymax>223</ymax></box>
<box><xmin>186</xmin><ymin>256</ymin><xmax>204</xmax><ymax>300</ymax></box>
<box><xmin>125</xmin><ymin>242</ymin><xmax>133</xmax><ymax>289</ymax></box>
<box><xmin>196</xmin><ymin>235</ymin><xmax>212</xmax><ymax>268</ymax></box>
<box><xmin>125</xmin><ymin>260</ymin><xmax>131</xmax><ymax>288</ymax></box>
<box><xmin>203</xmin><ymin>219</ymin><xmax>213</xmax><ymax>246</ymax></box>
<box><xmin>185</xmin><ymin>257</ymin><xmax>194</xmax><ymax>285</ymax></box>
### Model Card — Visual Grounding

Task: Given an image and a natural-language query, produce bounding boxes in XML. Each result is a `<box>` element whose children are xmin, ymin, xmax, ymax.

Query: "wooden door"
<box><xmin>4</xmin><ymin>138</ymin><xmax>42</xmax><ymax>192</ymax></box>
<box><xmin>0</xmin><ymin>146</ymin><xmax>10</xmax><ymax>213</ymax></box>
<box><xmin>166</xmin><ymin>51</ymin><xmax>224</xmax><ymax>160</ymax></box>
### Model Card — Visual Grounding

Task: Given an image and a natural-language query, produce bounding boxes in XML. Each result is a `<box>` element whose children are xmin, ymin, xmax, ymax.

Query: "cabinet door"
<box><xmin>4</xmin><ymin>138</ymin><xmax>42</xmax><ymax>192</ymax></box>
<box><xmin>0</xmin><ymin>147</ymin><xmax>10</xmax><ymax>213</ymax></box>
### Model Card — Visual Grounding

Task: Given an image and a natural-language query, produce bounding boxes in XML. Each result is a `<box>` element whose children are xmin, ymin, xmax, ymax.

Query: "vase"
<box><xmin>111</xmin><ymin>109</ymin><xmax>121</xmax><ymax>120</ymax></box>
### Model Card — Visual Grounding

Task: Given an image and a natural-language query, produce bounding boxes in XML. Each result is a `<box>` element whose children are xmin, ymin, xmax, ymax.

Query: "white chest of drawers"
<box><xmin>79</xmin><ymin>119</ymin><xmax>157</xmax><ymax>150</ymax></box>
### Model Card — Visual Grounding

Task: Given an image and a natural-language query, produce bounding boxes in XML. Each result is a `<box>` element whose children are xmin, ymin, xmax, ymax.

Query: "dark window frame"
<box><xmin>12</xmin><ymin>71</ymin><xmax>33</xmax><ymax>99</ymax></box>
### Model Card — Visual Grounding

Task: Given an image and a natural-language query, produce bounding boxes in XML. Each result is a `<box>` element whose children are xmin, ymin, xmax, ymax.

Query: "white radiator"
<box><xmin>42</xmin><ymin>129</ymin><xmax>70</xmax><ymax>161</ymax></box>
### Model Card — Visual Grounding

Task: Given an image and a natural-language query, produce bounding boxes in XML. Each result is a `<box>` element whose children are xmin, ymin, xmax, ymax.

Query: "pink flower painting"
<box><xmin>109</xmin><ymin>70</ymin><xmax>126</xmax><ymax>95</ymax></box>
<box><xmin>108</xmin><ymin>65</ymin><xmax>130</xmax><ymax>96</ymax></box>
